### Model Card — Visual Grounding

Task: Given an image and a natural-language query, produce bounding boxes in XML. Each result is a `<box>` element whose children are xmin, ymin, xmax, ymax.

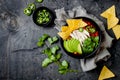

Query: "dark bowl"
<box><xmin>61</xmin><ymin>17</ymin><xmax>102</xmax><ymax>59</ymax></box>
<box><xmin>33</xmin><ymin>6</ymin><xmax>55</xmax><ymax>27</ymax></box>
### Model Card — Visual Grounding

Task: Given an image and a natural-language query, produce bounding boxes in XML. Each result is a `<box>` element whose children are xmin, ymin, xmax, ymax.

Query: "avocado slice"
<box><xmin>63</xmin><ymin>40</ymin><xmax>73</xmax><ymax>53</ymax></box>
<box><xmin>68</xmin><ymin>39</ymin><xmax>75</xmax><ymax>52</ymax></box>
<box><xmin>72</xmin><ymin>39</ymin><xmax>82</xmax><ymax>54</ymax></box>
<box><xmin>64</xmin><ymin>38</ymin><xmax>82</xmax><ymax>54</ymax></box>
<box><xmin>76</xmin><ymin>44</ymin><xmax>82</xmax><ymax>54</ymax></box>
<box><xmin>71</xmin><ymin>39</ymin><xmax>79</xmax><ymax>52</ymax></box>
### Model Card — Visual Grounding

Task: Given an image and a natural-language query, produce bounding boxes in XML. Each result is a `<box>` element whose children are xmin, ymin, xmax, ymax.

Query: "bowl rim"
<box><xmin>32</xmin><ymin>6</ymin><xmax>55</xmax><ymax>27</ymax></box>
<box><xmin>61</xmin><ymin>17</ymin><xmax>102</xmax><ymax>59</ymax></box>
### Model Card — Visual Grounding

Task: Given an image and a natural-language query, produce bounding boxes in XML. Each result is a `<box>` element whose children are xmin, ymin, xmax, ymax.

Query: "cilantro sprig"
<box><xmin>37</xmin><ymin>34</ymin><xmax>78</xmax><ymax>74</ymax></box>
<box><xmin>48</xmin><ymin>36</ymin><xmax>58</xmax><ymax>45</ymax></box>
<box><xmin>37</xmin><ymin>34</ymin><xmax>49</xmax><ymax>47</ymax></box>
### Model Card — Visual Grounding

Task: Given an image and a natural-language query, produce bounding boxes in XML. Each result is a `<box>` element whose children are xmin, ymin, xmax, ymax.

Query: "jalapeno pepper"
<box><xmin>36</xmin><ymin>9</ymin><xmax>50</xmax><ymax>24</ymax></box>
<box><xmin>36</xmin><ymin>0</ymin><xmax>43</xmax><ymax>3</ymax></box>
<box><xmin>28</xmin><ymin>3</ymin><xmax>36</xmax><ymax>10</ymax></box>
<box><xmin>24</xmin><ymin>8</ymin><xmax>32</xmax><ymax>16</ymax></box>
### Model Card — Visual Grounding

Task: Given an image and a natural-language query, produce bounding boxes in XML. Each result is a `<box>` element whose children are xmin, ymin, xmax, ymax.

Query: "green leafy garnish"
<box><xmin>61</xmin><ymin>60</ymin><xmax>69</xmax><ymax>68</ymax></box>
<box><xmin>58</xmin><ymin>60</ymin><xmax>69</xmax><ymax>74</ymax></box>
<box><xmin>55</xmin><ymin>53</ymin><xmax>62</xmax><ymax>60</ymax></box>
<box><xmin>37</xmin><ymin>34</ymin><xmax>78</xmax><ymax>74</ymax></box>
<box><xmin>50</xmin><ymin>45</ymin><xmax>59</xmax><ymax>54</ymax></box>
<box><xmin>93</xmin><ymin>36</ymin><xmax>99</xmax><ymax>42</ymax></box>
<box><xmin>41</xmin><ymin>34</ymin><xmax>50</xmax><ymax>41</ymax></box>
<box><xmin>42</xmin><ymin>48</ymin><xmax>52</xmax><ymax>57</ymax></box>
<box><xmin>49</xmin><ymin>55</ymin><xmax>56</xmax><ymax>62</ymax></box>
<box><xmin>37</xmin><ymin>41</ymin><xmax>44</xmax><ymax>47</ymax></box>
<box><xmin>83</xmin><ymin>37</ymin><xmax>91</xmax><ymax>46</ymax></box>
<box><xmin>37</xmin><ymin>34</ymin><xmax>50</xmax><ymax>47</ymax></box>
<box><xmin>82</xmin><ymin>36</ymin><xmax>99</xmax><ymax>53</ymax></box>
<box><xmin>48</xmin><ymin>36</ymin><xmax>58</xmax><ymax>44</ymax></box>
<box><xmin>42</xmin><ymin>58</ymin><xmax>52</xmax><ymax>67</ymax></box>
<box><xmin>89</xmin><ymin>28</ymin><xmax>96</xmax><ymax>33</ymax></box>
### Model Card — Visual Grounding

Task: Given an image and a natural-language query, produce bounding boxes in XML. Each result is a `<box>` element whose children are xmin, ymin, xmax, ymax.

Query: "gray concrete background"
<box><xmin>0</xmin><ymin>0</ymin><xmax>120</xmax><ymax>80</ymax></box>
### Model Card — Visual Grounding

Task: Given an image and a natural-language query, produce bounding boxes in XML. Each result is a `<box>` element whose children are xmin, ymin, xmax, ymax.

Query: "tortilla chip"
<box><xmin>58</xmin><ymin>29</ymin><xmax>72</xmax><ymax>40</ymax></box>
<box><xmin>100</xmin><ymin>5</ymin><xmax>116</xmax><ymax>18</ymax></box>
<box><xmin>66</xmin><ymin>19</ymin><xmax>87</xmax><ymax>28</ymax></box>
<box><xmin>67</xmin><ymin>19</ymin><xmax>87</xmax><ymax>30</ymax></box>
<box><xmin>78</xmin><ymin>19</ymin><xmax>87</xmax><ymax>28</ymax></box>
<box><xmin>112</xmin><ymin>25</ymin><xmax>120</xmax><ymax>39</ymax></box>
<box><xmin>66</xmin><ymin>19</ymin><xmax>74</xmax><ymax>27</ymax></box>
<box><xmin>98</xmin><ymin>66</ymin><xmax>115</xmax><ymax>80</ymax></box>
<box><xmin>61</xmin><ymin>26</ymin><xmax>69</xmax><ymax>32</ymax></box>
<box><xmin>58</xmin><ymin>19</ymin><xmax>87</xmax><ymax>40</ymax></box>
<box><xmin>107</xmin><ymin>16</ymin><xmax>119</xmax><ymax>29</ymax></box>
<box><xmin>100</xmin><ymin>5</ymin><xmax>119</xmax><ymax>29</ymax></box>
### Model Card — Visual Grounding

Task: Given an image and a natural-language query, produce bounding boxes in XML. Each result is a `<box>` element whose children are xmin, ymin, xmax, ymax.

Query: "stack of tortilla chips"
<box><xmin>101</xmin><ymin>5</ymin><xmax>120</xmax><ymax>39</ymax></box>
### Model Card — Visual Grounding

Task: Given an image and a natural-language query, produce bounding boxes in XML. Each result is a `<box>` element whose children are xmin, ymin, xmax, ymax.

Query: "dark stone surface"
<box><xmin>0</xmin><ymin>0</ymin><xmax>120</xmax><ymax>80</ymax></box>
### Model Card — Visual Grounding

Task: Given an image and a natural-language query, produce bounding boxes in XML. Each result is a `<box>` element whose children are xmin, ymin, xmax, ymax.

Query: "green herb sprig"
<box><xmin>37</xmin><ymin>34</ymin><xmax>78</xmax><ymax>74</ymax></box>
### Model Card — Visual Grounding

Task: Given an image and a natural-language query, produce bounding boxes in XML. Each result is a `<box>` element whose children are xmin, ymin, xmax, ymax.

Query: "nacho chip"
<box><xmin>100</xmin><ymin>5</ymin><xmax>116</xmax><ymax>18</ymax></box>
<box><xmin>66</xmin><ymin>19</ymin><xmax>87</xmax><ymax>28</ymax></box>
<box><xmin>98</xmin><ymin>66</ymin><xmax>115</xmax><ymax>80</ymax></box>
<box><xmin>58</xmin><ymin>19</ymin><xmax>87</xmax><ymax>40</ymax></box>
<box><xmin>78</xmin><ymin>19</ymin><xmax>87</xmax><ymax>28</ymax></box>
<box><xmin>67</xmin><ymin>19</ymin><xmax>87</xmax><ymax>30</ymax></box>
<box><xmin>66</xmin><ymin>19</ymin><xmax>74</xmax><ymax>27</ymax></box>
<box><xmin>107</xmin><ymin>16</ymin><xmax>119</xmax><ymax>29</ymax></box>
<box><xmin>61</xmin><ymin>26</ymin><xmax>69</xmax><ymax>32</ymax></box>
<box><xmin>58</xmin><ymin>29</ymin><xmax>72</xmax><ymax>40</ymax></box>
<box><xmin>112</xmin><ymin>25</ymin><xmax>120</xmax><ymax>39</ymax></box>
<box><xmin>100</xmin><ymin>5</ymin><xmax>119</xmax><ymax>29</ymax></box>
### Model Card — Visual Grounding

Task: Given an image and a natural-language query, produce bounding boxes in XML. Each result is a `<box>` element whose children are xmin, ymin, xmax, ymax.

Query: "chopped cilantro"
<box><xmin>50</xmin><ymin>45</ymin><xmax>59</xmax><ymax>54</ymax></box>
<box><xmin>48</xmin><ymin>36</ymin><xmax>58</xmax><ymax>44</ymax></box>
<box><xmin>42</xmin><ymin>58</ymin><xmax>52</xmax><ymax>67</ymax></box>
<box><xmin>55</xmin><ymin>53</ymin><xmax>62</xmax><ymax>60</ymax></box>
<box><xmin>37</xmin><ymin>41</ymin><xmax>44</xmax><ymax>47</ymax></box>
<box><xmin>42</xmin><ymin>48</ymin><xmax>52</xmax><ymax>57</ymax></box>
<box><xmin>37</xmin><ymin>34</ymin><xmax>77</xmax><ymax>74</ymax></box>
<box><xmin>49</xmin><ymin>55</ymin><xmax>56</xmax><ymax>62</ymax></box>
